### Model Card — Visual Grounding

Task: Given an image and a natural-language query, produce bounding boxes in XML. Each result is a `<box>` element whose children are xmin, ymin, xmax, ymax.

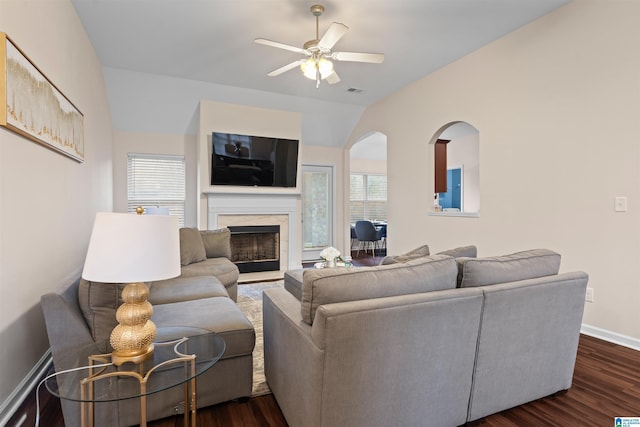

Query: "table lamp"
<box><xmin>82</xmin><ymin>211</ymin><xmax>180</xmax><ymax>365</ymax></box>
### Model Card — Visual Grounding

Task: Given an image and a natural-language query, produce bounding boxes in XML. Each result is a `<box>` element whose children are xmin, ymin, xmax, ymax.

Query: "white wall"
<box><xmin>347</xmin><ymin>0</ymin><xmax>640</xmax><ymax>341</ymax></box>
<box><xmin>104</xmin><ymin>67</ymin><xmax>365</xmax><ymax>147</ymax></box>
<box><xmin>0</xmin><ymin>0</ymin><xmax>113</xmax><ymax>409</ymax></box>
<box><xmin>113</xmin><ymin>131</ymin><xmax>198</xmax><ymax>226</ymax></box>
<box><xmin>350</xmin><ymin>158</ymin><xmax>387</xmax><ymax>175</ymax></box>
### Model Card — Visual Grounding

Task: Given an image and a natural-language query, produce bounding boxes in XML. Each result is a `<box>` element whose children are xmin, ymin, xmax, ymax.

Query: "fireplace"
<box><xmin>206</xmin><ymin>192</ymin><xmax>301</xmax><ymax>271</ymax></box>
<box><xmin>228</xmin><ymin>225</ymin><xmax>280</xmax><ymax>273</ymax></box>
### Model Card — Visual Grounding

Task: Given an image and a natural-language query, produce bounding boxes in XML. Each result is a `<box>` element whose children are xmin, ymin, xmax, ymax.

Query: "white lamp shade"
<box><xmin>82</xmin><ymin>212</ymin><xmax>180</xmax><ymax>283</ymax></box>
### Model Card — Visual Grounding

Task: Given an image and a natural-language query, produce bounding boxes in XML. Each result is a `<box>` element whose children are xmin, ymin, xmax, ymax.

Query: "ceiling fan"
<box><xmin>255</xmin><ymin>4</ymin><xmax>384</xmax><ymax>88</ymax></box>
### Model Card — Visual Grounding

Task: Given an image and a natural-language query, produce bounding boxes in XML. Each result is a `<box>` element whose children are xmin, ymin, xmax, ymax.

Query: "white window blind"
<box><xmin>349</xmin><ymin>173</ymin><xmax>387</xmax><ymax>223</ymax></box>
<box><xmin>127</xmin><ymin>154</ymin><xmax>185</xmax><ymax>226</ymax></box>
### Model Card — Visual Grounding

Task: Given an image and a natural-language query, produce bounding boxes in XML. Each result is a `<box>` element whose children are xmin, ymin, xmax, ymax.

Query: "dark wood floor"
<box><xmin>349</xmin><ymin>251</ymin><xmax>385</xmax><ymax>266</ymax></box>
<box><xmin>9</xmin><ymin>255</ymin><xmax>640</xmax><ymax>426</ymax></box>
<box><xmin>12</xmin><ymin>334</ymin><xmax>640</xmax><ymax>426</ymax></box>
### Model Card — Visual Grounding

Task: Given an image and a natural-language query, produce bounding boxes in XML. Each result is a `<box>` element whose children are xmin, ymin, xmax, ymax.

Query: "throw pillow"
<box><xmin>200</xmin><ymin>228</ymin><xmax>232</xmax><ymax>259</ymax></box>
<box><xmin>379</xmin><ymin>244</ymin><xmax>430</xmax><ymax>265</ymax></box>
<box><xmin>436</xmin><ymin>246</ymin><xmax>478</xmax><ymax>286</ymax></box>
<box><xmin>179</xmin><ymin>227</ymin><xmax>207</xmax><ymax>266</ymax></box>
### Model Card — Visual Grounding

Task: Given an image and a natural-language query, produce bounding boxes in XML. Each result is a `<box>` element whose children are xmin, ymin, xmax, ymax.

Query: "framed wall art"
<box><xmin>0</xmin><ymin>32</ymin><xmax>84</xmax><ymax>162</ymax></box>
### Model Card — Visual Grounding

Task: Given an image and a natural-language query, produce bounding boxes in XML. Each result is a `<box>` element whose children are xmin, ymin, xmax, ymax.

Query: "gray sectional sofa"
<box><xmin>178</xmin><ymin>227</ymin><xmax>240</xmax><ymax>301</ymax></box>
<box><xmin>40</xmin><ymin>227</ymin><xmax>252</xmax><ymax>427</ymax></box>
<box><xmin>264</xmin><ymin>248</ymin><xmax>588</xmax><ymax>427</ymax></box>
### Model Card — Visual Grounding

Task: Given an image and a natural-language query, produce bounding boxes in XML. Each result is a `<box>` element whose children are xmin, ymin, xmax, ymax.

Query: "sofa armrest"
<box><xmin>263</xmin><ymin>288</ymin><xmax>322</xmax><ymax>427</ymax></box>
<box><xmin>40</xmin><ymin>279</ymin><xmax>98</xmax><ymax>371</ymax></box>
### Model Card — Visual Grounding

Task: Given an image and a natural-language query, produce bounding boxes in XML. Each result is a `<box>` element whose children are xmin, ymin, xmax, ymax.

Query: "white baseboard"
<box><xmin>581</xmin><ymin>323</ymin><xmax>640</xmax><ymax>351</ymax></box>
<box><xmin>0</xmin><ymin>350</ymin><xmax>52</xmax><ymax>427</ymax></box>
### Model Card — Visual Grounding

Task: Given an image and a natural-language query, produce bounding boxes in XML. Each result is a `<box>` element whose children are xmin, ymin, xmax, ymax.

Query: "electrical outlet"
<box><xmin>585</xmin><ymin>288</ymin><xmax>594</xmax><ymax>302</ymax></box>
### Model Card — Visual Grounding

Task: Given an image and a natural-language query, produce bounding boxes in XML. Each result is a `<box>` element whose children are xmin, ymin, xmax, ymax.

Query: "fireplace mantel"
<box><xmin>206</xmin><ymin>192</ymin><xmax>301</xmax><ymax>270</ymax></box>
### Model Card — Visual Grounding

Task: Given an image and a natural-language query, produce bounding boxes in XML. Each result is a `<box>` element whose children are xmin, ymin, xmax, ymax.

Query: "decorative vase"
<box><xmin>325</xmin><ymin>259</ymin><xmax>336</xmax><ymax>268</ymax></box>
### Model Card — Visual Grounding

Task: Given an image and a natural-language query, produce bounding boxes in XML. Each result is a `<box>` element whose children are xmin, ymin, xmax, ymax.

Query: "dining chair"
<box><xmin>354</xmin><ymin>220</ymin><xmax>384</xmax><ymax>257</ymax></box>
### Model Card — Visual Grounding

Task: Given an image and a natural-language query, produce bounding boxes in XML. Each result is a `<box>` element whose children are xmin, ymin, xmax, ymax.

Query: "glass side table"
<box><xmin>45</xmin><ymin>331</ymin><xmax>225</xmax><ymax>427</ymax></box>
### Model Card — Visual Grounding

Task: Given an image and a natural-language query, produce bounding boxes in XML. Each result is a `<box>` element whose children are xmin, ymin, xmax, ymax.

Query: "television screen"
<box><xmin>211</xmin><ymin>132</ymin><xmax>299</xmax><ymax>188</ymax></box>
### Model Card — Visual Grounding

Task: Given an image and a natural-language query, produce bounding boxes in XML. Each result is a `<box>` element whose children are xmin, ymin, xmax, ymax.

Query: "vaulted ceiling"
<box><xmin>71</xmin><ymin>0</ymin><xmax>569</xmax><ymax>108</ymax></box>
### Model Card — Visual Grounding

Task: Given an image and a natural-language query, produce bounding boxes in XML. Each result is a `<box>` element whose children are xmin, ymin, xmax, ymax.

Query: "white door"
<box><xmin>302</xmin><ymin>165</ymin><xmax>334</xmax><ymax>261</ymax></box>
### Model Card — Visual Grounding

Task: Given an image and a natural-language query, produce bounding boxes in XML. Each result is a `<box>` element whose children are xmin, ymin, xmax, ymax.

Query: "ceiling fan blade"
<box><xmin>318</xmin><ymin>22</ymin><xmax>349</xmax><ymax>51</ymax></box>
<box><xmin>325</xmin><ymin>71</ymin><xmax>341</xmax><ymax>85</ymax></box>
<box><xmin>267</xmin><ymin>60</ymin><xmax>305</xmax><ymax>77</ymax></box>
<box><xmin>332</xmin><ymin>51</ymin><xmax>385</xmax><ymax>64</ymax></box>
<box><xmin>255</xmin><ymin>38</ymin><xmax>306</xmax><ymax>54</ymax></box>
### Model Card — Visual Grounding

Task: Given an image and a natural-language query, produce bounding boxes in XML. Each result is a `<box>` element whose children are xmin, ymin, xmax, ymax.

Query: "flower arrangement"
<box><xmin>320</xmin><ymin>246</ymin><xmax>342</xmax><ymax>267</ymax></box>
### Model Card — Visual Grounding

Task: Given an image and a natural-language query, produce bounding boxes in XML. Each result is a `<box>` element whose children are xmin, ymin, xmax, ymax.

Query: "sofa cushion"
<box><xmin>78</xmin><ymin>279</ymin><xmax>125</xmax><ymax>341</ymax></box>
<box><xmin>152</xmin><ymin>296</ymin><xmax>255</xmax><ymax>359</ymax></box>
<box><xmin>379</xmin><ymin>244</ymin><xmax>430</xmax><ymax>265</ymax></box>
<box><xmin>201</xmin><ymin>228</ymin><xmax>232</xmax><ymax>259</ymax></box>
<box><xmin>148</xmin><ymin>276</ymin><xmax>228</xmax><ymax>305</ymax></box>
<box><xmin>301</xmin><ymin>254</ymin><xmax>457</xmax><ymax>324</ymax></box>
<box><xmin>458</xmin><ymin>249</ymin><xmax>561</xmax><ymax>288</ymax></box>
<box><xmin>179</xmin><ymin>227</ymin><xmax>207</xmax><ymax>266</ymax></box>
<box><xmin>180</xmin><ymin>257</ymin><xmax>239</xmax><ymax>288</ymax></box>
<box><xmin>436</xmin><ymin>245</ymin><xmax>478</xmax><ymax>287</ymax></box>
<box><xmin>78</xmin><ymin>275</ymin><xmax>232</xmax><ymax>341</ymax></box>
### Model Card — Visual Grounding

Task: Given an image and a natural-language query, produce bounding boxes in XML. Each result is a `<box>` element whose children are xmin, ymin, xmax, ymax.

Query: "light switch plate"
<box><xmin>585</xmin><ymin>288</ymin><xmax>594</xmax><ymax>302</ymax></box>
<box><xmin>615</xmin><ymin>197</ymin><xmax>627</xmax><ymax>212</ymax></box>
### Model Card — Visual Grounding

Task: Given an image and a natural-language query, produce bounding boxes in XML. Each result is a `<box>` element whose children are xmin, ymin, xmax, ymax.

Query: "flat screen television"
<box><xmin>211</xmin><ymin>132</ymin><xmax>299</xmax><ymax>188</ymax></box>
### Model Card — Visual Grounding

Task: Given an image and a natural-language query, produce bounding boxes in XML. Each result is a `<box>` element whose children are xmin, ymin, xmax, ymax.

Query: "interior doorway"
<box><xmin>349</xmin><ymin>132</ymin><xmax>388</xmax><ymax>253</ymax></box>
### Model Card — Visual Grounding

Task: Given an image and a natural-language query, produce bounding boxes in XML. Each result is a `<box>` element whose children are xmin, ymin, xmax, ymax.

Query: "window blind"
<box><xmin>349</xmin><ymin>173</ymin><xmax>387</xmax><ymax>223</ymax></box>
<box><xmin>127</xmin><ymin>153</ymin><xmax>185</xmax><ymax>226</ymax></box>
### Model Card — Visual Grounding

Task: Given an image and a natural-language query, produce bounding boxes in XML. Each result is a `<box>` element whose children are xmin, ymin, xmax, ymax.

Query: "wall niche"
<box><xmin>429</xmin><ymin>121</ymin><xmax>479</xmax><ymax>216</ymax></box>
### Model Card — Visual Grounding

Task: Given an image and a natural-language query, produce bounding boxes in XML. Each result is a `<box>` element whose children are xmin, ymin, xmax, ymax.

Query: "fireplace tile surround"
<box><xmin>206</xmin><ymin>192</ymin><xmax>302</xmax><ymax>277</ymax></box>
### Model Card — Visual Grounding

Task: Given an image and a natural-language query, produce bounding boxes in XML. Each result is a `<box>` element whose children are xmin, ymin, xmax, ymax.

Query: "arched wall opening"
<box><xmin>429</xmin><ymin>121</ymin><xmax>480</xmax><ymax>216</ymax></box>
<box><xmin>347</xmin><ymin>131</ymin><xmax>388</xmax><ymax>256</ymax></box>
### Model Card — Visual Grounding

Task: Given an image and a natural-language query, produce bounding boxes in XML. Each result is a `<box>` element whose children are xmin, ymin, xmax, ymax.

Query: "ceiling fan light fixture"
<box><xmin>256</xmin><ymin>4</ymin><xmax>383</xmax><ymax>85</ymax></box>
<box><xmin>301</xmin><ymin>56</ymin><xmax>334</xmax><ymax>80</ymax></box>
<box><xmin>317</xmin><ymin>57</ymin><xmax>334</xmax><ymax>78</ymax></box>
<box><xmin>300</xmin><ymin>58</ymin><xmax>316</xmax><ymax>80</ymax></box>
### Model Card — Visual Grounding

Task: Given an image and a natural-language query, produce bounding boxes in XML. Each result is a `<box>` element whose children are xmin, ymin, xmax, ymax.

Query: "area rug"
<box><xmin>236</xmin><ymin>280</ymin><xmax>284</xmax><ymax>396</ymax></box>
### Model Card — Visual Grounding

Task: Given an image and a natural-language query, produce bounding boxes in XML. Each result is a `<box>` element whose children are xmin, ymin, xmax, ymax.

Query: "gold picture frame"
<box><xmin>0</xmin><ymin>33</ymin><xmax>84</xmax><ymax>162</ymax></box>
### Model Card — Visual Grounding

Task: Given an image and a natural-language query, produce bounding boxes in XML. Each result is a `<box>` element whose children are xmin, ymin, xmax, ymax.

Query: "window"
<box><xmin>350</xmin><ymin>173</ymin><xmax>387</xmax><ymax>223</ymax></box>
<box><xmin>127</xmin><ymin>153</ymin><xmax>186</xmax><ymax>226</ymax></box>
